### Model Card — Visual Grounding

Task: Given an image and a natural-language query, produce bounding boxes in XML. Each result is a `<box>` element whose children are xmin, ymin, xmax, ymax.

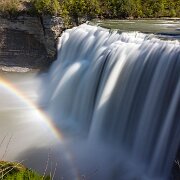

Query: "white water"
<box><xmin>42</xmin><ymin>24</ymin><xmax>180</xmax><ymax>180</ymax></box>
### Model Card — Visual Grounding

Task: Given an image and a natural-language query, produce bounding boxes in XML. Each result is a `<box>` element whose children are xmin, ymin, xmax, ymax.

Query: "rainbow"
<box><xmin>0</xmin><ymin>76</ymin><xmax>81</xmax><ymax>179</ymax></box>
<box><xmin>0</xmin><ymin>77</ymin><xmax>63</xmax><ymax>141</ymax></box>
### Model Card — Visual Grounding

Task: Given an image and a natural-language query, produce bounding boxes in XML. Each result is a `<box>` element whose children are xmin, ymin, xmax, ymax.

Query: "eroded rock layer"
<box><xmin>0</xmin><ymin>16</ymin><xmax>64</xmax><ymax>70</ymax></box>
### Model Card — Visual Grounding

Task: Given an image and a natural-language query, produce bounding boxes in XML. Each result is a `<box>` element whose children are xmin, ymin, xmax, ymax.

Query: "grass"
<box><xmin>0</xmin><ymin>135</ymin><xmax>56</xmax><ymax>180</ymax></box>
<box><xmin>0</xmin><ymin>161</ymin><xmax>50</xmax><ymax>180</ymax></box>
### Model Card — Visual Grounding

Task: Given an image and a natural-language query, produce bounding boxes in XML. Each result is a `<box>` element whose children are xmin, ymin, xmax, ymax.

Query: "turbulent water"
<box><xmin>43</xmin><ymin>24</ymin><xmax>180</xmax><ymax>180</ymax></box>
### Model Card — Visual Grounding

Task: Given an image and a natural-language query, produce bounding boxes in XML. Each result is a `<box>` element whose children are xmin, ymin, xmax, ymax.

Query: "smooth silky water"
<box><xmin>0</xmin><ymin>20</ymin><xmax>179</xmax><ymax>179</ymax></box>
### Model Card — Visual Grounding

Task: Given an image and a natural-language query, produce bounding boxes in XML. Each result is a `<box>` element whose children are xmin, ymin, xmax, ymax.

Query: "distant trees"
<box><xmin>61</xmin><ymin>0</ymin><xmax>100</xmax><ymax>25</ymax></box>
<box><xmin>141</xmin><ymin>0</ymin><xmax>164</xmax><ymax>17</ymax></box>
<box><xmin>1</xmin><ymin>0</ymin><xmax>179</xmax><ymax>23</ymax></box>
<box><xmin>163</xmin><ymin>0</ymin><xmax>179</xmax><ymax>17</ymax></box>
<box><xmin>100</xmin><ymin>0</ymin><xmax>135</xmax><ymax>18</ymax></box>
<box><xmin>30</xmin><ymin>0</ymin><xmax>180</xmax><ymax>24</ymax></box>
<box><xmin>99</xmin><ymin>0</ymin><xmax>180</xmax><ymax>18</ymax></box>
<box><xmin>62</xmin><ymin>0</ymin><xmax>180</xmax><ymax>20</ymax></box>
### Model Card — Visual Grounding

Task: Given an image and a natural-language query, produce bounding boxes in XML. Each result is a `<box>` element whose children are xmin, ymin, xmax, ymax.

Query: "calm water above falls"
<box><xmin>0</xmin><ymin>23</ymin><xmax>180</xmax><ymax>180</ymax></box>
<box><xmin>93</xmin><ymin>19</ymin><xmax>180</xmax><ymax>39</ymax></box>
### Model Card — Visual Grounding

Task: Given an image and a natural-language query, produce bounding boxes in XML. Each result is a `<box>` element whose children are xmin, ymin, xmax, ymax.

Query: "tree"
<box><xmin>174</xmin><ymin>0</ymin><xmax>180</xmax><ymax>16</ymax></box>
<box><xmin>62</xmin><ymin>0</ymin><xmax>100</xmax><ymax>25</ymax></box>
<box><xmin>84</xmin><ymin>0</ymin><xmax>100</xmax><ymax>19</ymax></box>
<box><xmin>99</xmin><ymin>0</ymin><xmax>138</xmax><ymax>18</ymax></box>
<box><xmin>31</xmin><ymin>0</ymin><xmax>180</xmax><ymax>20</ymax></box>
<box><xmin>132</xmin><ymin>0</ymin><xmax>143</xmax><ymax>18</ymax></box>
<box><xmin>151</xmin><ymin>0</ymin><xmax>164</xmax><ymax>17</ymax></box>
<box><xmin>31</xmin><ymin>0</ymin><xmax>60</xmax><ymax>15</ymax></box>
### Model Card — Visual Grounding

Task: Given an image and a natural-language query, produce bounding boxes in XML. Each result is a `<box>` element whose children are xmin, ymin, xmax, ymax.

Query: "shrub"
<box><xmin>0</xmin><ymin>0</ymin><xmax>20</xmax><ymax>15</ymax></box>
<box><xmin>61</xmin><ymin>0</ymin><xmax>100</xmax><ymax>25</ymax></box>
<box><xmin>30</xmin><ymin>0</ymin><xmax>61</xmax><ymax>15</ymax></box>
<box><xmin>169</xmin><ymin>9</ymin><xmax>176</xmax><ymax>17</ymax></box>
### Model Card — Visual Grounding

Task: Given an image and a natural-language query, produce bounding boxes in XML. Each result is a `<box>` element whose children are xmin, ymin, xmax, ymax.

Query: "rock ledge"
<box><xmin>0</xmin><ymin>15</ymin><xmax>64</xmax><ymax>70</ymax></box>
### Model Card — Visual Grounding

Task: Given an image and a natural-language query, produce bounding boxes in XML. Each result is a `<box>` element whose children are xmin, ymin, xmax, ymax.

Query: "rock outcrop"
<box><xmin>0</xmin><ymin>15</ymin><xmax>64</xmax><ymax>71</ymax></box>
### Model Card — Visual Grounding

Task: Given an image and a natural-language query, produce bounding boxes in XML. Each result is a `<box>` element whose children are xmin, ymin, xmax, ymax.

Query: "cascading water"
<box><xmin>44</xmin><ymin>24</ymin><xmax>180</xmax><ymax>180</ymax></box>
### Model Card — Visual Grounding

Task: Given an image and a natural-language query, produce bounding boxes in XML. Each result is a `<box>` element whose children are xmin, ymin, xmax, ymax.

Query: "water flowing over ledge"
<box><xmin>44</xmin><ymin>24</ymin><xmax>180</xmax><ymax>180</ymax></box>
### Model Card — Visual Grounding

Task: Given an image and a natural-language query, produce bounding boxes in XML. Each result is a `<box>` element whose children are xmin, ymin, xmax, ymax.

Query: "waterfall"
<box><xmin>44</xmin><ymin>24</ymin><xmax>180</xmax><ymax>179</ymax></box>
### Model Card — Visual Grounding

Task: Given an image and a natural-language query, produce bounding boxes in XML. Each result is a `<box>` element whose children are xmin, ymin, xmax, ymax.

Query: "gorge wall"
<box><xmin>0</xmin><ymin>15</ymin><xmax>64</xmax><ymax>71</ymax></box>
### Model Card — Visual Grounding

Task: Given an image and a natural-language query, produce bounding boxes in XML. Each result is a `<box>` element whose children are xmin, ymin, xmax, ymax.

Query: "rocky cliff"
<box><xmin>0</xmin><ymin>15</ymin><xmax>64</xmax><ymax>71</ymax></box>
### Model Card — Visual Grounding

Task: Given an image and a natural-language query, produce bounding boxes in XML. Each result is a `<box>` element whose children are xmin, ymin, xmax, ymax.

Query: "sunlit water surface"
<box><xmin>92</xmin><ymin>19</ymin><xmax>180</xmax><ymax>39</ymax></box>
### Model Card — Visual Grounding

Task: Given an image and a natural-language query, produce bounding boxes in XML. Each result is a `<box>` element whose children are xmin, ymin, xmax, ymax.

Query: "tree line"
<box><xmin>31</xmin><ymin>0</ymin><xmax>180</xmax><ymax>24</ymax></box>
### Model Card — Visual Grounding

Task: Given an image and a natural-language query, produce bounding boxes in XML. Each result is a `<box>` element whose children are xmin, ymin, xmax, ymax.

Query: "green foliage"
<box><xmin>121</xmin><ymin>0</ymin><xmax>178</xmax><ymax>18</ymax></box>
<box><xmin>61</xmin><ymin>0</ymin><xmax>100</xmax><ymax>25</ymax></box>
<box><xmin>31</xmin><ymin>0</ymin><xmax>61</xmax><ymax>15</ymax></box>
<box><xmin>78</xmin><ymin>0</ymin><xmax>180</xmax><ymax>19</ymax></box>
<box><xmin>0</xmin><ymin>0</ymin><xmax>180</xmax><ymax>21</ymax></box>
<box><xmin>101</xmin><ymin>0</ymin><xmax>130</xmax><ymax>18</ymax></box>
<box><xmin>0</xmin><ymin>161</ymin><xmax>50</xmax><ymax>180</ymax></box>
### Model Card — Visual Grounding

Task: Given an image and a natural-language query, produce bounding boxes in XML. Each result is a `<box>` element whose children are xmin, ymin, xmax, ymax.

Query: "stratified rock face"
<box><xmin>0</xmin><ymin>28</ymin><xmax>48</xmax><ymax>68</ymax></box>
<box><xmin>42</xmin><ymin>16</ymin><xmax>64</xmax><ymax>60</ymax></box>
<box><xmin>0</xmin><ymin>15</ymin><xmax>64</xmax><ymax>70</ymax></box>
